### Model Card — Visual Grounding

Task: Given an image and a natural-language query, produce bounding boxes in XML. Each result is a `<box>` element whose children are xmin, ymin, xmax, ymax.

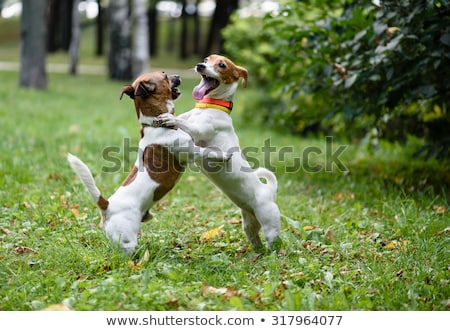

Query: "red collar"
<box><xmin>198</xmin><ymin>97</ymin><xmax>233</xmax><ymax>111</ymax></box>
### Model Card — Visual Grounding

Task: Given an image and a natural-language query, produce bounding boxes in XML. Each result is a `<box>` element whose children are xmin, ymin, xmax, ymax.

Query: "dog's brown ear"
<box><xmin>237</xmin><ymin>66</ymin><xmax>248</xmax><ymax>88</ymax></box>
<box><xmin>120</xmin><ymin>85</ymin><xmax>134</xmax><ymax>100</ymax></box>
<box><xmin>135</xmin><ymin>81</ymin><xmax>157</xmax><ymax>97</ymax></box>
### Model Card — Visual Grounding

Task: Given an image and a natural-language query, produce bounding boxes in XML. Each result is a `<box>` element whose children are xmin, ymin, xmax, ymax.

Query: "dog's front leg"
<box><xmin>158</xmin><ymin>113</ymin><xmax>214</xmax><ymax>142</ymax></box>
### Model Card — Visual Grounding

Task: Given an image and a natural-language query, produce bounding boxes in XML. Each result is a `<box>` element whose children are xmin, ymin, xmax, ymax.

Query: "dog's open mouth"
<box><xmin>192</xmin><ymin>75</ymin><xmax>219</xmax><ymax>100</ymax></box>
<box><xmin>171</xmin><ymin>86</ymin><xmax>181</xmax><ymax>100</ymax></box>
<box><xmin>170</xmin><ymin>76</ymin><xmax>181</xmax><ymax>100</ymax></box>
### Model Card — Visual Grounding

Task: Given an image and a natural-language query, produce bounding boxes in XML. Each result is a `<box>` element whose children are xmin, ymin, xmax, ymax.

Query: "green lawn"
<box><xmin>0</xmin><ymin>69</ymin><xmax>448</xmax><ymax>311</ymax></box>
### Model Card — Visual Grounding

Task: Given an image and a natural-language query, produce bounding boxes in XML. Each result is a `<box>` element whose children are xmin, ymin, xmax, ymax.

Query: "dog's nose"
<box><xmin>195</xmin><ymin>63</ymin><xmax>206</xmax><ymax>72</ymax></box>
<box><xmin>172</xmin><ymin>75</ymin><xmax>181</xmax><ymax>84</ymax></box>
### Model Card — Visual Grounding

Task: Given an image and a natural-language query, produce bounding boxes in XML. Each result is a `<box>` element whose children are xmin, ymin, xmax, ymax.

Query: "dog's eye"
<box><xmin>218</xmin><ymin>62</ymin><xmax>226</xmax><ymax>69</ymax></box>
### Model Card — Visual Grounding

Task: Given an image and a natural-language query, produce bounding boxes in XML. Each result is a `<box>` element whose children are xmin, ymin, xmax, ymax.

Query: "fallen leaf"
<box><xmin>290</xmin><ymin>272</ymin><xmax>305</xmax><ymax>278</ymax></box>
<box><xmin>0</xmin><ymin>227</ymin><xmax>11</xmax><ymax>235</ymax></box>
<box><xmin>384</xmin><ymin>241</ymin><xmax>398</xmax><ymax>249</ymax></box>
<box><xmin>201</xmin><ymin>283</ymin><xmax>228</xmax><ymax>295</ymax></box>
<box><xmin>332</xmin><ymin>191</ymin><xmax>355</xmax><ymax>202</ymax></box>
<box><xmin>165</xmin><ymin>297</ymin><xmax>179</xmax><ymax>308</ymax></box>
<box><xmin>303</xmin><ymin>225</ymin><xmax>316</xmax><ymax>231</ymax></box>
<box><xmin>435</xmin><ymin>227</ymin><xmax>450</xmax><ymax>236</ymax></box>
<box><xmin>71</xmin><ymin>206</ymin><xmax>80</xmax><ymax>217</ymax></box>
<box><xmin>200</xmin><ymin>225</ymin><xmax>224</xmax><ymax>241</ymax></box>
<box><xmin>22</xmin><ymin>202</ymin><xmax>32</xmax><ymax>209</ymax></box>
<box><xmin>14</xmin><ymin>244</ymin><xmax>37</xmax><ymax>255</ymax></box>
<box><xmin>41</xmin><ymin>304</ymin><xmax>72</xmax><ymax>311</ymax></box>
<box><xmin>433</xmin><ymin>205</ymin><xmax>447</xmax><ymax>214</ymax></box>
<box><xmin>228</xmin><ymin>218</ymin><xmax>241</xmax><ymax>225</ymax></box>
<box><xmin>127</xmin><ymin>260</ymin><xmax>142</xmax><ymax>271</ymax></box>
<box><xmin>222</xmin><ymin>287</ymin><xmax>239</xmax><ymax>300</ymax></box>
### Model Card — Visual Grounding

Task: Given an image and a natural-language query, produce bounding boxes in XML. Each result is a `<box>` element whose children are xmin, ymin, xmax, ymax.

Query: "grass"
<box><xmin>0</xmin><ymin>69</ymin><xmax>449</xmax><ymax>311</ymax></box>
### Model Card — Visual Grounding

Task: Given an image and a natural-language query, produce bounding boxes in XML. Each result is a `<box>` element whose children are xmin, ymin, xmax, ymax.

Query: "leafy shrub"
<box><xmin>223</xmin><ymin>0</ymin><xmax>450</xmax><ymax>157</ymax></box>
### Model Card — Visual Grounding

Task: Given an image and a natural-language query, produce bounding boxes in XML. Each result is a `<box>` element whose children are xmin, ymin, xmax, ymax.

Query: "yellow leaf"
<box><xmin>384</xmin><ymin>241</ymin><xmax>398</xmax><ymax>249</ymax></box>
<box><xmin>41</xmin><ymin>304</ymin><xmax>72</xmax><ymax>311</ymax></box>
<box><xmin>200</xmin><ymin>225</ymin><xmax>224</xmax><ymax>241</ymax></box>
<box><xmin>303</xmin><ymin>225</ymin><xmax>316</xmax><ymax>231</ymax></box>
<box><xmin>71</xmin><ymin>206</ymin><xmax>80</xmax><ymax>217</ymax></box>
<box><xmin>127</xmin><ymin>260</ymin><xmax>142</xmax><ymax>271</ymax></box>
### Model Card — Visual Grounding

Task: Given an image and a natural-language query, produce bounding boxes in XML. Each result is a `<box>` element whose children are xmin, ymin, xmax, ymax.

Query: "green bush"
<box><xmin>223</xmin><ymin>0</ymin><xmax>450</xmax><ymax>157</ymax></box>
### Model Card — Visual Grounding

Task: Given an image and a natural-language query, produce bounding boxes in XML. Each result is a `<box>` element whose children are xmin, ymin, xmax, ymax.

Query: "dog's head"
<box><xmin>192</xmin><ymin>54</ymin><xmax>248</xmax><ymax>101</ymax></box>
<box><xmin>120</xmin><ymin>71</ymin><xmax>181</xmax><ymax>118</ymax></box>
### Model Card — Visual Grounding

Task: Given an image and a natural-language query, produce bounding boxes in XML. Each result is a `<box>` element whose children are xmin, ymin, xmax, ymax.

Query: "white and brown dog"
<box><xmin>158</xmin><ymin>55</ymin><xmax>281</xmax><ymax>250</ymax></box>
<box><xmin>68</xmin><ymin>71</ymin><xmax>229</xmax><ymax>253</ymax></box>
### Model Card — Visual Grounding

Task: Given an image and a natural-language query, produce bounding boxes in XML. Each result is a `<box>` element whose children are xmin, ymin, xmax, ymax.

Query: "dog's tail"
<box><xmin>255</xmin><ymin>167</ymin><xmax>278</xmax><ymax>197</ymax></box>
<box><xmin>67</xmin><ymin>153</ymin><xmax>109</xmax><ymax>210</ymax></box>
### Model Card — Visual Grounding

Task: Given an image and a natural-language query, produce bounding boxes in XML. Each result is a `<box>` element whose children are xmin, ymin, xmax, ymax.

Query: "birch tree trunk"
<box><xmin>108</xmin><ymin>0</ymin><xmax>132</xmax><ymax>80</ymax></box>
<box><xmin>69</xmin><ymin>0</ymin><xmax>81</xmax><ymax>75</ymax></box>
<box><xmin>19</xmin><ymin>0</ymin><xmax>47</xmax><ymax>89</ymax></box>
<box><xmin>132</xmin><ymin>0</ymin><xmax>149</xmax><ymax>77</ymax></box>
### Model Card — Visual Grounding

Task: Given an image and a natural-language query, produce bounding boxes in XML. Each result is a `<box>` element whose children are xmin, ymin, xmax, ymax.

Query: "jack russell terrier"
<box><xmin>158</xmin><ymin>55</ymin><xmax>281</xmax><ymax>251</ymax></box>
<box><xmin>68</xmin><ymin>71</ymin><xmax>230</xmax><ymax>254</ymax></box>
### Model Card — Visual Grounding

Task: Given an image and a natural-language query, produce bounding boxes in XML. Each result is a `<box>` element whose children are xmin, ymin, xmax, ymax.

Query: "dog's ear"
<box><xmin>120</xmin><ymin>85</ymin><xmax>134</xmax><ymax>100</ymax></box>
<box><xmin>135</xmin><ymin>81</ymin><xmax>157</xmax><ymax>97</ymax></box>
<box><xmin>237</xmin><ymin>66</ymin><xmax>248</xmax><ymax>88</ymax></box>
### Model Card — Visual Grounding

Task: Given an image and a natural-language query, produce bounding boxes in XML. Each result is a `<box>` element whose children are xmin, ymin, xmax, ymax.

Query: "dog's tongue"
<box><xmin>192</xmin><ymin>78</ymin><xmax>211</xmax><ymax>100</ymax></box>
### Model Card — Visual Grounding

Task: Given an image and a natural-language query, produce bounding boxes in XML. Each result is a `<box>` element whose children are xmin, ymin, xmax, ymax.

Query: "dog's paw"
<box><xmin>157</xmin><ymin>113</ymin><xmax>177</xmax><ymax>127</ymax></box>
<box><xmin>269</xmin><ymin>236</ymin><xmax>283</xmax><ymax>253</ymax></box>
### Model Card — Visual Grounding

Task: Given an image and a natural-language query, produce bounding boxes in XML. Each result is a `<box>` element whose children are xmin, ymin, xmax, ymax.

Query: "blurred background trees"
<box><xmin>2</xmin><ymin>0</ymin><xmax>449</xmax><ymax>157</ymax></box>
<box><xmin>7</xmin><ymin>0</ymin><xmax>238</xmax><ymax>84</ymax></box>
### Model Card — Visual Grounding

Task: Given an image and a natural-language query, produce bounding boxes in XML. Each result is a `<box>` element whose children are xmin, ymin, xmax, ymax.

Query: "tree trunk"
<box><xmin>148</xmin><ymin>6</ymin><xmax>157</xmax><ymax>56</ymax></box>
<box><xmin>95</xmin><ymin>0</ymin><xmax>104</xmax><ymax>56</ymax></box>
<box><xmin>204</xmin><ymin>0</ymin><xmax>238</xmax><ymax>55</ymax></box>
<box><xmin>19</xmin><ymin>0</ymin><xmax>48</xmax><ymax>89</ymax></box>
<box><xmin>47</xmin><ymin>0</ymin><xmax>73</xmax><ymax>52</ymax></box>
<box><xmin>132</xmin><ymin>0</ymin><xmax>149</xmax><ymax>77</ymax></box>
<box><xmin>69</xmin><ymin>0</ymin><xmax>81</xmax><ymax>75</ymax></box>
<box><xmin>108</xmin><ymin>0</ymin><xmax>132</xmax><ymax>81</ymax></box>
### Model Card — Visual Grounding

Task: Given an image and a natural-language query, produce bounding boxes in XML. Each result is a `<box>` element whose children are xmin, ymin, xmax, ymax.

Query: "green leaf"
<box><xmin>345</xmin><ymin>74</ymin><xmax>358</xmax><ymax>88</ymax></box>
<box><xmin>440</xmin><ymin>33</ymin><xmax>450</xmax><ymax>46</ymax></box>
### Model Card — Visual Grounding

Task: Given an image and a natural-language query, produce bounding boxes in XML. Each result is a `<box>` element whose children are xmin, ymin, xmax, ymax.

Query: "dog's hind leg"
<box><xmin>241</xmin><ymin>209</ymin><xmax>263</xmax><ymax>250</ymax></box>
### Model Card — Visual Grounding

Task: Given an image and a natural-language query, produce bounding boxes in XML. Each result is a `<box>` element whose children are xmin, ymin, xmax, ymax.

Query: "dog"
<box><xmin>68</xmin><ymin>71</ymin><xmax>230</xmax><ymax>253</ymax></box>
<box><xmin>158</xmin><ymin>55</ymin><xmax>281</xmax><ymax>251</ymax></box>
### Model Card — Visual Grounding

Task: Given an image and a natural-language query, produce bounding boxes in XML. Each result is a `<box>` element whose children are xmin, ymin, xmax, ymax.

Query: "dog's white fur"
<box><xmin>68</xmin><ymin>72</ymin><xmax>229</xmax><ymax>253</ymax></box>
<box><xmin>159</xmin><ymin>55</ymin><xmax>281</xmax><ymax>249</ymax></box>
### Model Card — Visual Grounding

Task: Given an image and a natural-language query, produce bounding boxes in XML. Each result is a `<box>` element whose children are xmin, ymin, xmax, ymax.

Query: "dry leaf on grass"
<box><xmin>41</xmin><ymin>304</ymin><xmax>72</xmax><ymax>311</ymax></box>
<box><xmin>13</xmin><ymin>244</ymin><xmax>37</xmax><ymax>255</ymax></box>
<box><xmin>303</xmin><ymin>225</ymin><xmax>317</xmax><ymax>231</ymax></box>
<box><xmin>200</xmin><ymin>225</ymin><xmax>224</xmax><ymax>241</ymax></box>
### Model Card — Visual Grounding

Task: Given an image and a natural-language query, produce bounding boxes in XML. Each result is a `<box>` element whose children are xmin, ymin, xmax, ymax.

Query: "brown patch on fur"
<box><xmin>121</xmin><ymin>166</ymin><xmax>138</xmax><ymax>186</ymax></box>
<box><xmin>142</xmin><ymin>144</ymin><xmax>184</xmax><ymax>201</ymax></box>
<box><xmin>208</xmin><ymin>54</ymin><xmax>248</xmax><ymax>87</ymax></box>
<box><xmin>97</xmin><ymin>195</ymin><xmax>109</xmax><ymax>210</ymax></box>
